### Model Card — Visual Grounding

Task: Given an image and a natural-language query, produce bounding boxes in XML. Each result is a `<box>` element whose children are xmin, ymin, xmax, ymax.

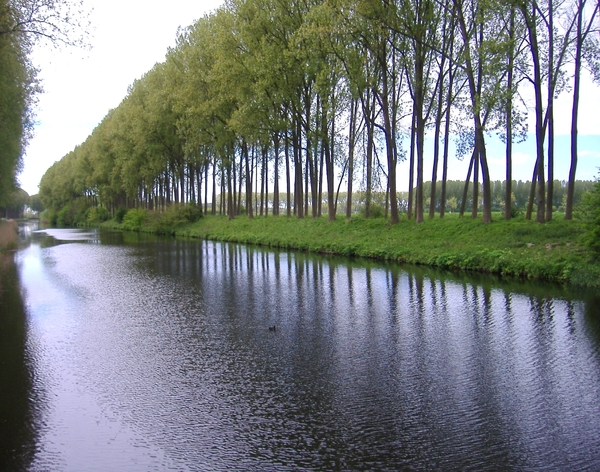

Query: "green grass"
<box><xmin>104</xmin><ymin>212</ymin><xmax>600</xmax><ymax>289</ymax></box>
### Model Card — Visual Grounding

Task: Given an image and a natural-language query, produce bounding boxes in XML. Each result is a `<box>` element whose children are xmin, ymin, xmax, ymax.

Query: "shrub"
<box><xmin>176</xmin><ymin>202</ymin><xmax>202</xmax><ymax>223</ymax></box>
<box><xmin>580</xmin><ymin>177</ymin><xmax>600</xmax><ymax>255</ymax></box>
<box><xmin>360</xmin><ymin>204</ymin><xmax>385</xmax><ymax>218</ymax></box>
<box><xmin>86</xmin><ymin>206</ymin><xmax>109</xmax><ymax>224</ymax></box>
<box><xmin>122</xmin><ymin>208</ymin><xmax>147</xmax><ymax>231</ymax></box>
<box><xmin>150</xmin><ymin>203</ymin><xmax>203</xmax><ymax>234</ymax></box>
<box><xmin>115</xmin><ymin>207</ymin><xmax>127</xmax><ymax>224</ymax></box>
<box><xmin>510</xmin><ymin>205</ymin><xmax>522</xmax><ymax>218</ymax></box>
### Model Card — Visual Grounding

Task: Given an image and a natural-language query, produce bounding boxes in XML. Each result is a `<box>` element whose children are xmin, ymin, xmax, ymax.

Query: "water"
<box><xmin>1</xmin><ymin>225</ymin><xmax>599</xmax><ymax>471</ymax></box>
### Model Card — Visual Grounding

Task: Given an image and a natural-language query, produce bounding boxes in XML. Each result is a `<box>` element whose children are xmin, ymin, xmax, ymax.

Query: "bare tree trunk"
<box><xmin>285</xmin><ymin>132</ymin><xmax>291</xmax><ymax>217</ymax></box>
<box><xmin>430</xmin><ymin>76</ymin><xmax>444</xmax><ymax>219</ymax></box>
<box><xmin>243</xmin><ymin>142</ymin><xmax>253</xmax><ymax>219</ymax></box>
<box><xmin>460</xmin><ymin>149</ymin><xmax>475</xmax><ymax>217</ymax></box>
<box><xmin>472</xmin><ymin>146</ymin><xmax>479</xmax><ymax>219</ymax></box>
<box><xmin>346</xmin><ymin>98</ymin><xmax>358</xmax><ymax>218</ymax></box>
<box><xmin>364</xmin><ymin>93</ymin><xmax>375</xmax><ymax>218</ymax></box>
<box><xmin>545</xmin><ymin>0</ymin><xmax>554</xmax><ymax>222</ymax></box>
<box><xmin>526</xmin><ymin>163</ymin><xmax>537</xmax><ymax>220</ymax></box>
<box><xmin>273</xmin><ymin>133</ymin><xmax>280</xmax><ymax>216</ymax></box>
<box><xmin>566</xmin><ymin>0</ymin><xmax>598</xmax><ymax>219</ymax></box>
<box><xmin>407</xmin><ymin>110</ymin><xmax>416</xmax><ymax>220</ymax></box>
<box><xmin>505</xmin><ymin>7</ymin><xmax>515</xmax><ymax>220</ymax></box>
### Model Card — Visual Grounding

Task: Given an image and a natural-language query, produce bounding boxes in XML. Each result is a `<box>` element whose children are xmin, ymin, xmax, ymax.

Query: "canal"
<box><xmin>1</xmin><ymin>225</ymin><xmax>599</xmax><ymax>470</ymax></box>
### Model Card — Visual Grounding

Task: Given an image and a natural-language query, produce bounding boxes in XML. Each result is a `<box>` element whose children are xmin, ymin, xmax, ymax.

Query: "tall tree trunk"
<box><xmin>472</xmin><ymin>146</ymin><xmax>479</xmax><ymax>219</ymax></box>
<box><xmin>407</xmin><ymin>110</ymin><xmax>416</xmax><ymax>220</ymax></box>
<box><xmin>545</xmin><ymin>0</ymin><xmax>554</xmax><ymax>222</ymax></box>
<box><xmin>285</xmin><ymin>131</ymin><xmax>291</xmax><ymax>217</ymax></box>
<box><xmin>414</xmin><ymin>52</ymin><xmax>425</xmax><ymax>224</ymax></box>
<box><xmin>521</xmin><ymin>2</ymin><xmax>546</xmax><ymax>223</ymax></box>
<box><xmin>439</xmin><ymin>61</ymin><xmax>453</xmax><ymax>219</ymax></box>
<box><xmin>460</xmin><ymin>149</ymin><xmax>475</xmax><ymax>217</ymax></box>
<box><xmin>566</xmin><ymin>0</ymin><xmax>598</xmax><ymax>219</ymax></box>
<box><xmin>364</xmin><ymin>92</ymin><xmax>375</xmax><ymax>218</ymax></box>
<box><xmin>429</xmin><ymin>73</ymin><xmax>444</xmax><ymax>219</ymax></box>
<box><xmin>526</xmin><ymin>164</ymin><xmax>537</xmax><ymax>220</ymax></box>
<box><xmin>325</xmin><ymin>111</ymin><xmax>336</xmax><ymax>222</ymax></box>
<box><xmin>204</xmin><ymin>162</ymin><xmax>208</xmax><ymax>215</ymax></box>
<box><xmin>346</xmin><ymin>98</ymin><xmax>357</xmax><ymax>218</ymax></box>
<box><xmin>381</xmin><ymin>65</ymin><xmax>399</xmax><ymax>224</ymax></box>
<box><xmin>505</xmin><ymin>7</ymin><xmax>515</xmax><ymax>220</ymax></box>
<box><xmin>243</xmin><ymin>142</ymin><xmax>253</xmax><ymax>219</ymax></box>
<box><xmin>227</xmin><ymin>161</ymin><xmax>234</xmax><ymax>220</ymax></box>
<box><xmin>293</xmin><ymin>119</ymin><xmax>303</xmax><ymax>218</ymax></box>
<box><xmin>211</xmin><ymin>162</ymin><xmax>216</xmax><ymax>215</ymax></box>
<box><xmin>273</xmin><ymin>133</ymin><xmax>280</xmax><ymax>216</ymax></box>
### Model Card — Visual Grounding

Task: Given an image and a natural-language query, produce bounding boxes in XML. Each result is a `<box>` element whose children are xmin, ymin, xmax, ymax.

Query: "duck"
<box><xmin>268</xmin><ymin>325</ymin><xmax>276</xmax><ymax>332</ymax></box>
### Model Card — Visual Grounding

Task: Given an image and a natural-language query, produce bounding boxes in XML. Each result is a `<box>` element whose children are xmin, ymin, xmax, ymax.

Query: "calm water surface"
<box><xmin>1</xmin><ymin>225</ymin><xmax>599</xmax><ymax>471</ymax></box>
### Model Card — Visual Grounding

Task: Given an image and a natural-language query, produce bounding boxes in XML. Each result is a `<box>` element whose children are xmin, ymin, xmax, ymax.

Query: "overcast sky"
<box><xmin>19</xmin><ymin>0</ymin><xmax>600</xmax><ymax>196</ymax></box>
<box><xmin>21</xmin><ymin>0</ymin><xmax>224</xmax><ymax>195</ymax></box>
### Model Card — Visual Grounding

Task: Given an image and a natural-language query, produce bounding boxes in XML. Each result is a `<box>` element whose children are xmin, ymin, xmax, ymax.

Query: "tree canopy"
<box><xmin>0</xmin><ymin>0</ymin><xmax>89</xmax><ymax>207</ymax></box>
<box><xmin>38</xmin><ymin>0</ymin><xmax>600</xmax><ymax>224</ymax></box>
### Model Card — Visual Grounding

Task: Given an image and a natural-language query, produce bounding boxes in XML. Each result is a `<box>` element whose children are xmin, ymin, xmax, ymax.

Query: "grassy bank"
<box><xmin>0</xmin><ymin>220</ymin><xmax>18</xmax><ymax>253</ymax></box>
<box><xmin>104</xmin><ymin>212</ymin><xmax>599</xmax><ymax>289</ymax></box>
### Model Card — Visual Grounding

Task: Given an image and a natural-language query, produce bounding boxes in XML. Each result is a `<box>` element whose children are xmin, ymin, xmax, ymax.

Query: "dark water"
<box><xmin>1</xmin><ymin>225</ymin><xmax>600</xmax><ymax>471</ymax></box>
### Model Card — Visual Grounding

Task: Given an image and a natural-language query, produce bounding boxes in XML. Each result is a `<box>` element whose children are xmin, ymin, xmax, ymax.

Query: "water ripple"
<box><xmin>10</xmin><ymin>234</ymin><xmax>600</xmax><ymax>470</ymax></box>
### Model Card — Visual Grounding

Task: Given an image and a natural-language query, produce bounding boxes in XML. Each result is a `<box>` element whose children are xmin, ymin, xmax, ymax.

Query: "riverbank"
<box><xmin>0</xmin><ymin>220</ymin><xmax>17</xmax><ymax>253</ymax></box>
<box><xmin>102</xmin><ymin>213</ymin><xmax>599</xmax><ymax>289</ymax></box>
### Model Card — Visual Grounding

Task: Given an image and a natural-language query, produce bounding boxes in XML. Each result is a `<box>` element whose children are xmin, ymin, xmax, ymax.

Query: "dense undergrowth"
<box><xmin>100</xmin><ymin>209</ymin><xmax>600</xmax><ymax>289</ymax></box>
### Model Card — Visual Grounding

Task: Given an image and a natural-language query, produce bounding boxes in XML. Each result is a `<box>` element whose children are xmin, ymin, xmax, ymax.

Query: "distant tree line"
<box><xmin>0</xmin><ymin>186</ymin><xmax>43</xmax><ymax>219</ymax></box>
<box><xmin>237</xmin><ymin>179</ymin><xmax>596</xmax><ymax>218</ymax></box>
<box><xmin>38</xmin><ymin>0</ymin><xmax>599</xmax><ymax>224</ymax></box>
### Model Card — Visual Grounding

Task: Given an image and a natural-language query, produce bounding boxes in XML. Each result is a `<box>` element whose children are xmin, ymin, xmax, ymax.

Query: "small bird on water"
<box><xmin>268</xmin><ymin>325</ymin><xmax>276</xmax><ymax>332</ymax></box>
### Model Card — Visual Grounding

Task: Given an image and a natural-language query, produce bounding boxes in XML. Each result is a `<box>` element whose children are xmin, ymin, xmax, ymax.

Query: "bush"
<box><xmin>360</xmin><ymin>204</ymin><xmax>385</xmax><ymax>218</ymax></box>
<box><xmin>122</xmin><ymin>208</ymin><xmax>147</xmax><ymax>231</ymax></box>
<box><xmin>510</xmin><ymin>205</ymin><xmax>522</xmax><ymax>218</ymax></box>
<box><xmin>50</xmin><ymin>198</ymin><xmax>92</xmax><ymax>227</ymax></box>
<box><xmin>580</xmin><ymin>177</ymin><xmax>600</xmax><ymax>255</ymax></box>
<box><xmin>150</xmin><ymin>203</ymin><xmax>203</xmax><ymax>234</ymax></box>
<box><xmin>115</xmin><ymin>207</ymin><xmax>127</xmax><ymax>224</ymax></box>
<box><xmin>86</xmin><ymin>206</ymin><xmax>109</xmax><ymax>224</ymax></box>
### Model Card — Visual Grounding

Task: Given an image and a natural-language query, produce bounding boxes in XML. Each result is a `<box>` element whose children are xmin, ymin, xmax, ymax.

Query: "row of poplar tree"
<box><xmin>39</xmin><ymin>0</ymin><xmax>599</xmax><ymax>223</ymax></box>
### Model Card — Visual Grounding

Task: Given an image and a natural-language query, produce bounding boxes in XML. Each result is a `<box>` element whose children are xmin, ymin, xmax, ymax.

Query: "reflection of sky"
<box><xmin>12</xmin><ymin>237</ymin><xmax>600</xmax><ymax>470</ymax></box>
<box><xmin>17</xmin><ymin>242</ymin><xmax>177</xmax><ymax>471</ymax></box>
<box><xmin>36</xmin><ymin>228</ymin><xmax>100</xmax><ymax>242</ymax></box>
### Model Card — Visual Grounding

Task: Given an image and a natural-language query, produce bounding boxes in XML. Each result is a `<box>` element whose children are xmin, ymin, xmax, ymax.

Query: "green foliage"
<box><xmin>31</xmin><ymin>0</ymin><xmax>599</xmax><ymax>229</ymax></box>
<box><xmin>86</xmin><ymin>206</ymin><xmax>109</xmax><ymax>224</ymax></box>
<box><xmin>579</xmin><ymin>177</ymin><xmax>600</xmax><ymax>255</ymax></box>
<box><xmin>361</xmin><ymin>204</ymin><xmax>385</xmax><ymax>218</ymax></box>
<box><xmin>54</xmin><ymin>198</ymin><xmax>90</xmax><ymax>226</ymax></box>
<box><xmin>140</xmin><ymin>203</ymin><xmax>203</xmax><ymax>234</ymax></box>
<box><xmin>122</xmin><ymin>208</ymin><xmax>147</xmax><ymax>231</ymax></box>
<box><xmin>0</xmin><ymin>187</ymin><xmax>29</xmax><ymax>218</ymax></box>
<box><xmin>29</xmin><ymin>194</ymin><xmax>44</xmax><ymax>212</ymax></box>
<box><xmin>115</xmin><ymin>207</ymin><xmax>127</xmax><ymax>224</ymax></box>
<box><xmin>0</xmin><ymin>13</ymin><xmax>36</xmax><ymax>206</ymax></box>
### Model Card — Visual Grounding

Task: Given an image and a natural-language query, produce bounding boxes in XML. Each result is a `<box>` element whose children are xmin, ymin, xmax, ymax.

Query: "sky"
<box><xmin>19</xmin><ymin>0</ymin><xmax>600</xmax><ymax>196</ymax></box>
<box><xmin>21</xmin><ymin>0</ymin><xmax>224</xmax><ymax>196</ymax></box>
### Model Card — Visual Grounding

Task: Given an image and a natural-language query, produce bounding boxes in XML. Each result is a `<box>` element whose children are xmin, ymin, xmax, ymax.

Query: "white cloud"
<box><xmin>578</xmin><ymin>149</ymin><xmax>600</xmax><ymax>159</ymax></box>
